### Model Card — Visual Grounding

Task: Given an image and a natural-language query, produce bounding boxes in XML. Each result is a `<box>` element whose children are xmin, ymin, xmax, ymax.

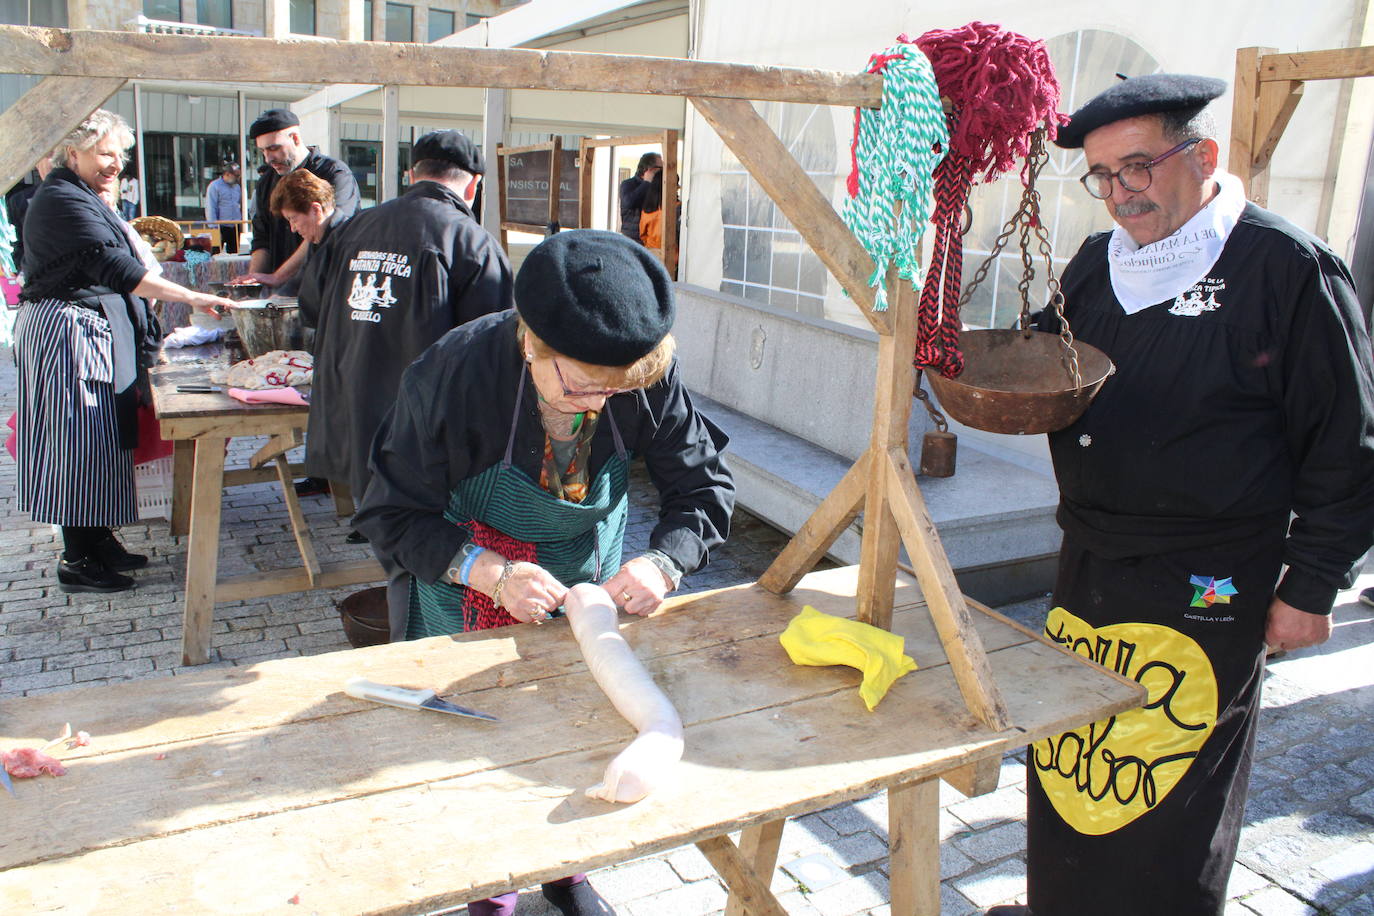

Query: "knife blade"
<box><xmin>0</xmin><ymin>762</ymin><xmax>15</xmax><ymax>798</ymax></box>
<box><xmin>344</xmin><ymin>677</ymin><xmax>498</xmax><ymax>722</ymax></box>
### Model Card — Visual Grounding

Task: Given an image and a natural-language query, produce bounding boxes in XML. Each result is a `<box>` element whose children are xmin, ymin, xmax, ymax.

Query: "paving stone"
<box><xmin>1351</xmin><ymin>787</ymin><xmax>1374</xmax><ymax>818</ymax></box>
<box><xmin>624</xmin><ymin>879</ymin><xmax>727</xmax><ymax>916</ymax></box>
<box><xmin>1237</xmin><ymin>885</ymin><xmax>1317</xmax><ymax>915</ymax></box>
<box><xmin>783</xmin><ymin>852</ymin><xmax>848</xmax><ymax>891</ymax></box>
<box><xmin>953</xmin><ymin>820</ymin><xmax>1026</xmax><ymax>865</ymax></box>
<box><xmin>829</xmin><ymin>831</ymin><xmax>889</xmax><ymax>869</ymax></box>
<box><xmin>802</xmin><ymin>871</ymin><xmax>889</xmax><ymax>916</ymax></box>
<box><xmin>946</xmin><ymin>785</ymin><xmax>1025</xmax><ymax>830</ymax></box>
<box><xmin>951</xmin><ymin>858</ymin><xmax>1027</xmax><ymax>909</ymax></box>
<box><xmin>1227</xmin><ymin>862</ymin><xmax>1270</xmax><ymax>899</ymax></box>
<box><xmin>584</xmin><ymin>857</ymin><xmax>680</xmax><ymax>903</ymax></box>
<box><xmin>818</xmin><ymin>802</ymin><xmax>882</xmax><ymax>837</ymax></box>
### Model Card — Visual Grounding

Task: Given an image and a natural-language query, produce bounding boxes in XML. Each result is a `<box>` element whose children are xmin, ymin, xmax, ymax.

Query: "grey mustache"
<box><xmin>1115</xmin><ymin>200</ymin><xmax>1158</xmax><ymax>217</ymax></box>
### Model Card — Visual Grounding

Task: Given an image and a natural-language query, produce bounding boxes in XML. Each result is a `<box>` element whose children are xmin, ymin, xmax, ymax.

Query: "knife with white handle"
<box><xmin>344</xmin><ymin>676</ymin><xmax>498</xmax><ymax>722</ymax></box>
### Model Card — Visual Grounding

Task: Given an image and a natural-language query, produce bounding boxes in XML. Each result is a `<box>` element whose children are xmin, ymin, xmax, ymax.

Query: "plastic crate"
<box><xmin>135</xmin><ymin>455</ymin><xmax>175</xmax><ymax>521</ymax></box>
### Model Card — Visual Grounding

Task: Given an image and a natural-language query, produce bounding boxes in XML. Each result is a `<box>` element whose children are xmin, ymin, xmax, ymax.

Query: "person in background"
<box><xmin>302</xmin><ymin>130</ymin><xmax>509</xmax><ymax>543</ymax></box>
<box><xmin>639</xmin><ymin>168</ymin><xmax>679</xmax><ymax>274</ymax></box>
<box><xmin>13</xmin><ymin>110</ymin><xmax>233</xmax><ymax>593</ymax></box>
<box><xmin>987</xmin><ymin>74</ymin><xmax>1374</xmax><ymax>916</ymax></box>
<box><xmin>618</xmin><ymin>151</ymin><xmax>661</xmax><ymax>243</ymax></box>
<box><xmin>354</xmin><ymin>230</ymin><xmax>735</xmax><ymax>915</ymax></box>
<box><xmin>118</xmin><ymin>168</ymin><xmax>138</xmax><ymax>221</ymax></box>
<box><xmin>243</xmin><ymin>108</ymin><xmax>358</xmax><ymax>294</ymax></box>
<box><xmin>5</xmin><ymin>152</ymin><xmax>54</xmax><ymax>271</ymax></box>
<box><xmin>205</xmin><ymin>162</ymin><xmax>243</xmax><ymax>254</ymax></box>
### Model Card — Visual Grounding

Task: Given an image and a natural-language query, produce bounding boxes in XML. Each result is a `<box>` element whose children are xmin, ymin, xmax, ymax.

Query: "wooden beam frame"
<box><xmin>0</xmin><ymin>26</ymin><xmax>882</xmax><ymax>107</ymax></box>
<box><xmin>0</xmin><ymin>74</ymin><xmax>123</xmax><ymax>193</ymax></box>
<box><xmin>1230</xmin><ymin>43</ymin><xmax>1373</xmax><ymax>206</ymax></box>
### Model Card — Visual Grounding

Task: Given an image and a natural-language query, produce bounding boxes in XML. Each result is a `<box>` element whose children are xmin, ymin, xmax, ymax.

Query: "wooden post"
<box><xmin>182</xmin><ymin>437</ymin><xmax>228</xmax><ymax>666</ymax></box>
<box><xmin>0</xmin><ymin>75</ymin><xmax>123</xmax><ymax>195</ymax></box>
<box><xmin>696</xmin><ymin>835</ymin><xmax>789</xmax><ymax>916</ymax></box>
<box><xmin>888</xmin><ymin>779</ymin><xmax>940</xmax><ymax>915</ymax></box>
<box><xmin>265</xmin><ymin>0</ymin><xmax>291</xmax><ymax>39</ymax></box>
<box><xmin>758</xmin><ymin>450</ymin><xmax>870</xmax><ymax>594</ymax></box>
<box><xmin>661</xmin><ymin>127</ymin><xmax>679</xmax><ymax>278</ymax></box>
<box><xmin>547</xmin><ymin>135</ymin><xmax>563</xmax><ymax>231</ymax></box>
<box><xmin>724</xmin><ymin>820</ymin><xmax>785</xmax><ymax>916</ymax></box>
<box><xmin>381</xmin><ymin>84</ymin><xmax>400</xmax><ymax>203</ymax></box>
<box><xmin>856</xmin><ymin>276</ymin><xmax>917</xmax><ymax>630</ymax></box>
<box><xmin>495</xmin><ymin>142</ymin><xmax>508</xmax><ymax>253</ymax></box>
<box><xmin>371</xmin><ymin>0</ymin><xmax>386</xmax><ymax>42</ymax></box>
<box><xmin>481</xmin><ymin>88</ymin><xmax>509</xmax><ymax>238</ymax></box>
<box><xmin>884</xmin><ymin>449</ymin><xmax>1011</xmax><ymax>730</ymax></box>
<box><xmin>577</xmin><ymin>138</ymin><xmax>595</xmax><ymax>231</ymax></box>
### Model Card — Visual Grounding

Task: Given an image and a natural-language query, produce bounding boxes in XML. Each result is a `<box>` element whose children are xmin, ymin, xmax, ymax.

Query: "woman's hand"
<box><xmin>192</xmin><ymin>292</ymin><xmax>236</xmax><ymax>316</ymax></box>
<box><xmin>468</xmin><ymin>550</ymin><xmax>567</xmax><ymax>625</ymax></box>
<box><xmin>603</xmin><ymin>556</ymin><xmax>671</xmax><ymax>617</ymax></box>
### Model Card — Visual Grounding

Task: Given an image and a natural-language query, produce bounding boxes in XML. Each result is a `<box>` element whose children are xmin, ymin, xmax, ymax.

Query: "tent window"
<box><xmin>960</xmin><ymin>29</ymin><xmax>1159</xmax><ymax>329</ymax></box>
<box><xmin>719</xmin><ymin>102</ymin><xmax>834</xmax><ymax>318</ymax></box>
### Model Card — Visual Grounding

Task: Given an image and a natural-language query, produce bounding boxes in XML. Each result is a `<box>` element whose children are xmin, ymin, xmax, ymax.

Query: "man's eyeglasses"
<box><xmin>553</xmin><ymin>358</ymin><xmax>630</xmax><ymax>399</ymax></box>
<box><xmin>1079</xmin><ymin>138</ymin><xmax>1202</xmax><ymax>200</ymax></box>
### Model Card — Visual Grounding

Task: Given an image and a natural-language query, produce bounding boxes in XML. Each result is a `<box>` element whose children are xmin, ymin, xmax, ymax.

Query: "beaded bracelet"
<box><xmin>490</xmin><ymin>559</ymin><xmax>518</xmax><ymax>609</ymax></box>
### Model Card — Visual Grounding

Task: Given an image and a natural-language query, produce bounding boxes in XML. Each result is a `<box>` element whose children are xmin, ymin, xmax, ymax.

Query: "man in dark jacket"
<box><xmin>244</xmin><ymin>108</ymin><xmax>359</xmax><ymax>292</ymax></box>
<box><xmin>6</xmin><ymin>152</ymin><xmax>54</xmax><ymax>270</ymax></box>
<box><xmin>303</xmin><ymin>128</ymin><xmax>512</xmax><ymax>504</ymax></box>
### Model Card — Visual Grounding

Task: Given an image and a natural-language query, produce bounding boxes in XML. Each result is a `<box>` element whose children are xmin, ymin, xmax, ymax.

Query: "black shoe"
<box><xmin>345</xmin><ymin>529</ymin><xmax>368</xmax><ymax>544</ymax></box>
<box><xmin>541</xmin><ymin>879</ymin><xmax>615</xmax><ymax>916</ymax></box>
<box><xmin>1360</xmin><ymin>586</ymin><xmax>1374</xmax><ymax>608</ymax></box>
<box><xmin>93</xmin><ymin>534</ymin><xmax>148</xmax><ymax>571</ymax></box>
<box><xmin>58</xmin><ymin>556</ymin><xmax>135</xmax><ymax>594</ymax></box>
<box><xmin>294</xmin><ymin>477</ymin><xmax>330</xmax><ymax>498</ymax></box>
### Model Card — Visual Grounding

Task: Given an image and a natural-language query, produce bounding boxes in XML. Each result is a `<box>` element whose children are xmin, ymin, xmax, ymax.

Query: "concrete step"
<box><xmin>695</xmin><ymin>393</ymin><xmax>1062</xmax><ymax>605</ymax></box>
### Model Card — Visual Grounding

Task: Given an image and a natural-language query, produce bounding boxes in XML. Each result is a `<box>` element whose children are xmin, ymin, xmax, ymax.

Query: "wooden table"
<box><xmin>151</xmin><ymin>354</ymin><xmax>382</xmax><ymax>666</ymax></box>
<box><xmin>0</xmin><ymin>567</ymin><xmax>1143</xmax><ymax>915</ymax></box>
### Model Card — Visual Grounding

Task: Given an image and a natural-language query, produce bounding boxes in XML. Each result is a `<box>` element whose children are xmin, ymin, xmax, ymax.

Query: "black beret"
<box><xmin>248</xmin><ymin>108</ymin><xmax>301</xmax><ymax>140</ymax></box>
<box><xmin>515</xmin><ymin>230</ymin><xmax>675</xmax><ymax>367</ymax></box>
<box><xmin>410</xmin><ymin>129</ymin><xmax>484</xmax><ymax>175</ymax></box>
<box><xmin>1055</xmin><ymin>74</ymin><xmax>1226</xmax><ymax>149</ymax></box>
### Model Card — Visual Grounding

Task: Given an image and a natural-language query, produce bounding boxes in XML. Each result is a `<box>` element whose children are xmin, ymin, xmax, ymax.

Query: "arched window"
<box><xmin>719</xmin><ymin>102</ymin><xmax>835</xmax><ymax>317</ymax></box>
<box><xmin>960</xmin><ymin>30</ymin><xmax>1160</xmax><ymax>328</ymax></box>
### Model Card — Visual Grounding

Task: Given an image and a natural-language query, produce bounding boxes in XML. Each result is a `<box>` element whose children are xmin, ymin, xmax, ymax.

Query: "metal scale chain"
<box><xmin>913</xmin><ymin>126</ymin><xmax>1087</xmax><ymax>476</ymax></box>
<box><xmin>958</xmin><ymin>127</ymin><xmax>1084</xmax><ymax>389</ymax></box>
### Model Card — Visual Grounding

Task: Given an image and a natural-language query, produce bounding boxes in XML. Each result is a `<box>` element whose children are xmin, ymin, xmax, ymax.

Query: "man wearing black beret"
<box><xmin>992</xmin><ymin>74</ymin><xmax>1374</xmax><ymax>916</ymax></box>
<box><xmin>353</xmin><ymin>229</ymin><xmax>733</xmax><ymax>915</ymax></box>
<box><xmin>302</xmin><ymin>128</ymin><xmax>511</xmax><ymax>535</ymax></box>
<box><xmin>244</xmin><ymin>107</ymin><xmax>359</xmax><ymax>293</ymax></box>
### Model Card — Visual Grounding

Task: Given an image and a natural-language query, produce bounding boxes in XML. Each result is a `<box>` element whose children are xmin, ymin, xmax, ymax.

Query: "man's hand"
<box><xmin>603</xmin><ymin>556</ymin><xmax>672</xmax><ymax>617</ymax></box>
<box><xmin>236</xmin><ymin>271</ymin><xmax>277</xmax><ymax>286</ymax></box>
<box><xmin>1264</xmin><ymin>597</ymin><xmax>1333</xmax><ymax>652</ymax></box>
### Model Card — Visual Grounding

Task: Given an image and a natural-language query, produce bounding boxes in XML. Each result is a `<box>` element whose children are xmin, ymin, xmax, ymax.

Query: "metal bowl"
<box><xmin>926</xmin><ymin>329</ymin><xmax>1115</xmax><ymax>435</ymax></box>
<box><xmin>228</xmin><ymin>298</ymin><xmax>310</xmax><ymax>358</ymax></box>
<box><xmin>210</xmin><ymin>280</ymin><xmax>265</xmax><ymax>301</ymax></box>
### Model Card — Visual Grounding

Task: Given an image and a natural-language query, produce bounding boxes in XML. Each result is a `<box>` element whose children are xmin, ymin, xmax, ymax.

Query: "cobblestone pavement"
<box><xmin>1</xmin><ymin>345</ymin><xmax>1371</xmax><ymax>915</ymax></box>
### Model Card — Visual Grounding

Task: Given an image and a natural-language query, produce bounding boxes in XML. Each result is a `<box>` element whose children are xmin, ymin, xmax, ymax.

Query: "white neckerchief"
<box><xmin>1107</xmin><ymin>170</ymin><xmax>1246</xmax><ymax>315</ymax></box>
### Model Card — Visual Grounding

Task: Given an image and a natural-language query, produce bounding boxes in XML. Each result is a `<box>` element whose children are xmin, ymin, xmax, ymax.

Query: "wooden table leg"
<box><xmin>888</xmin><ymin>778</ymin><xmax>940</xmax><ymax>915</ymax></box>
<box><xmin>274</xmin><ymin>455</ymin><xmax>321</xmax><ymax>585</ymax></box>
<box><xmin>330</xmin><ymin>480</ymin><xmax>355</xmax><ymax>518</ymax></box>
<box><xmin>697</xmin><ymin>835</ymin><xmax>788</xmax><ymax>916</ymax></box>
<box><xmin>170</xmin><ymin>439</ymin><xmax>194</xmax><ymax>537</ymax></box>
<box><xmin>182</xmin><ymin>436</ymin><xmax>227</xmax><ymax>666</ymax></box>
<box><xmin>725</xmin><ymin>819</ymin><xmax>785</xmax><ymax>916</ymax></box>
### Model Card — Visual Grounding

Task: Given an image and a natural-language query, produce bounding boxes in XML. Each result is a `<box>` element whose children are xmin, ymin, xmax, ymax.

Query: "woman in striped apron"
<box><xmin>355</xmin><ymin>231</ymin><xmax>735</xmax><ymax>915</ymax></box>
<box><xmin>14</xmin><ymin>110</ymin><xmax>234</xmax><ymax>593</ymax></box>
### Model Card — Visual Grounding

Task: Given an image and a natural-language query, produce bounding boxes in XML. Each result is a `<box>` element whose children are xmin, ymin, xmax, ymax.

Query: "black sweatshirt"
<box><xmin>1041</xmin><ymin>203</ymin><xmax>1374</xmax><ymax>614</ymax></box>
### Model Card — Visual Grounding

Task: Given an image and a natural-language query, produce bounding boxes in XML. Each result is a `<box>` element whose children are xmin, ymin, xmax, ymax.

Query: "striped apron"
<box><xmin>12</xmin><ymin>296</ymin><xmax>137</xmax><ymax>527</ymax></box>
<box><xmin>407</xmin><ymin>372</ymin><xmax>630</xmax><ymax>638</ymax></box>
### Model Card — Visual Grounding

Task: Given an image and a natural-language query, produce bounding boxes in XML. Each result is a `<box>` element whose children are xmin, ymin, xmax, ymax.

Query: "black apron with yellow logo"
<box><xmin>1026</xmin><ymin>527</ymin><xmax>1282</xmax><ymax>915</ymax></box>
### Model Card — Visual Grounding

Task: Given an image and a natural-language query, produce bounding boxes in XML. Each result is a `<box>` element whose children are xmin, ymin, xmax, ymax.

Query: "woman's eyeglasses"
<box><xmin>552</xmin><ymin>358</ymin><xmax>630</xmax><ymax>399</ymax></box>
<box><xmin>1079</xmin><ymin>138</ymin><xmax>1202</xmax><ymax>200</ymax></box>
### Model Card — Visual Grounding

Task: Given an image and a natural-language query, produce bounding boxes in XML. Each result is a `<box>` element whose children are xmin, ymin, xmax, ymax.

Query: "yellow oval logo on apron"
<box><xmin>1032</xmin><ymin>607</ymin><xmax>1218</xmax><ymax>836</ymax></box>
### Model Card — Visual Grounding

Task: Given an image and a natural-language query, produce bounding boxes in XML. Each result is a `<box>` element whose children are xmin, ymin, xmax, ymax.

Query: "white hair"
<box><xmin>59</xmin><ymin>109</ymin><xmax>134</xmax><ymax>169</ymax></box>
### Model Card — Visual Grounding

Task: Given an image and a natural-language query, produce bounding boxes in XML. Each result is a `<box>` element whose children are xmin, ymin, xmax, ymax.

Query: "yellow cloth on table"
<box><xmin>779</xmin><ymin>605</ymin><xmax>917</xmax><ymax>710</ymax></box>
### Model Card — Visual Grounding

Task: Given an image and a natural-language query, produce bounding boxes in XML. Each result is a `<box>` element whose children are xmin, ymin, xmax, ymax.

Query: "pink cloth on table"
<box><xmin>227</xmin><ymin>386</ymin><xmax>308</xmax><ymax>407</ymax></box>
